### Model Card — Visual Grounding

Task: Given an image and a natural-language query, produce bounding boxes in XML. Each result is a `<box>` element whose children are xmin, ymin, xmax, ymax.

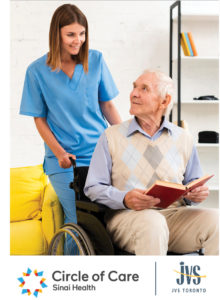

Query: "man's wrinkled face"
<box><xmin>129</xmin><ymin>73</ymin><xmax>161</xmax><ymax>119</ymax></box>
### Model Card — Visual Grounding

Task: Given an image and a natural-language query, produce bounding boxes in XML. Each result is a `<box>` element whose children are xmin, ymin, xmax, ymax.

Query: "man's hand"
<box><xmin>58</xmin><ymin>153</ymin><xmax>76</xmax><ymax>169</ymax></box>
<box><xmin>124</xmin><ymin>189</ymin><xmax>160</xmax><ymax>210</ymax></box>
<box><xmin>185</xmin><ymin>185</ymin><xmax>209</xmax><ymax>203</ymax></box>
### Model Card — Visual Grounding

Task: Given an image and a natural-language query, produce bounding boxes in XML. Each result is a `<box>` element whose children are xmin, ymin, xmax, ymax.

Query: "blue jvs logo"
<box><xmin>174</xmin><ymin>262</ymin><xmax>206</xmax><ymax>285</ymax></box>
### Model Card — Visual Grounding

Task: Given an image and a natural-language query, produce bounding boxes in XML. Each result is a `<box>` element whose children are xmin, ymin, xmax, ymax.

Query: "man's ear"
<box><xmin>161</xmin><ymin>94</ymin><xmax>171</xmax><ymax>109</ymax></box>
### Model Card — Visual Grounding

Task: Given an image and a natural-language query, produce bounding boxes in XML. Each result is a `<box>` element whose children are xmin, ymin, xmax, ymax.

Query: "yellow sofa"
<box><xmin>10</xmin><ymin>164</ymin><xmax>63</xmax><ymax>255</ymax></box>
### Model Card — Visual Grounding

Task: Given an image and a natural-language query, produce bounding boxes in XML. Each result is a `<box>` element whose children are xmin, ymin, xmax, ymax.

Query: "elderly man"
<box><xmin>84</xmin><ymin>70</ymin><xmax>219</xmax><ymax>255</ymax></box>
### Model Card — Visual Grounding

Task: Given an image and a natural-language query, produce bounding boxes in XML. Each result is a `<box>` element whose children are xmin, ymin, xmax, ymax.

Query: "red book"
<box><xmin>145</xmin><ymin>174</ymin><xmax>213</xmax><ymax>209</ymax></box>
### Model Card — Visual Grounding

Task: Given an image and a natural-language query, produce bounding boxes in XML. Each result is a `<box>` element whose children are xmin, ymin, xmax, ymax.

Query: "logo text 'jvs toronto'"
<box><xmin>174</xmin><ymin>262</ymin><xmax>206</xmax><ymax>285</ymax></box>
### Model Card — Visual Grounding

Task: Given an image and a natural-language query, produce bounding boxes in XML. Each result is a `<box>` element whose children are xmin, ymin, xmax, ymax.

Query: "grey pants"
<box><xmin>105</xmin><ymin>207</ymin><xmax>219</xmax><ymax>255</ymax></box>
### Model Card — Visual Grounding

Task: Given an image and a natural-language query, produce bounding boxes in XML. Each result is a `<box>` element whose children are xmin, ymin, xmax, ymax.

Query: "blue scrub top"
<box><xmin>20</xmin><ymin>49</ymin><xmax>119</xmax><ymax>175</ymax></box>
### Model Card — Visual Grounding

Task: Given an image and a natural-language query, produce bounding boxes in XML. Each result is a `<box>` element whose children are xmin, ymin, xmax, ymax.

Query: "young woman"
<box><xmin>20</xmin><ymin>4</ymin><xmax>121</xmax><ymax>240</ymax></box>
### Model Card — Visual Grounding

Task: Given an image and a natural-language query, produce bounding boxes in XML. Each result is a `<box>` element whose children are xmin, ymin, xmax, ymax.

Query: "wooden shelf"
<box><xmin>196</xmin><ymin>143</ymin><xmax>219</xmax><ymax>148</ymax></box>
<box><xmin>182</xmin><ymin>56</ymin><xmax>219</xmax><ymax>61</ymax></box>
<box><xmin>173</xmin><ymin>56</ymin><xmax>219</xmax><ymax>62</ymax></box>
<box><xmin>208</xmin><ymin>186</ymin><xmax>219</xmax><ymax>192</ymax></box>
<box><xmin>174</xmin><ymin>15</ymin><xmax>219</xmax><ymax>22</ymax></box>
<box><xmin>174</xmin><ymin>101</ymin><xmax>219</xmax><ymax>105</ymax></box>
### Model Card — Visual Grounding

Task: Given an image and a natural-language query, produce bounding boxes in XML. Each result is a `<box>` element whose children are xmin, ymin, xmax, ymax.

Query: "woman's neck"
<box><xmin>60</xmin><ymin>50</ymin><xmax>73</xmax><ymax>64</ymax></box>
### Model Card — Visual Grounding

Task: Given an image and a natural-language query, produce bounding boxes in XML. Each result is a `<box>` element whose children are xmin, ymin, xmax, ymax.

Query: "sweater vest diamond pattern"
<box><xmin>105</xmin><ymin>120</ymin><xmax>194</xmax><ymax>197</ymax></box>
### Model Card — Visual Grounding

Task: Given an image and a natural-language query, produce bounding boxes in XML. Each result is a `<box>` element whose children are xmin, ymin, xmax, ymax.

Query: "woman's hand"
<box><xmin>58</xmin><ymin>152</ymin><xmax>76</xmax><ymax>169</ymax></box>
<box><xmin>185</xmin><ymin>185</ymin><xmax>209</xmax><ymax>203</ymax></box>
<box><xmin>34</xmin><ymin>118</ymin><xmax>76</xmax><ymax>169</ymax></box>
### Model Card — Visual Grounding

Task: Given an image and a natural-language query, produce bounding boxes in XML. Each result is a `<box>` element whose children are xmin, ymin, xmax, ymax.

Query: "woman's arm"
<box><xmin>34</xmin><ymin>117</ymin><xmax>75</xmax><ymax>168</ymax></box>
<box><xmin>99</xmin><ymin>100</ymin><xmax>122</xmax><ymax>125</ymax></box>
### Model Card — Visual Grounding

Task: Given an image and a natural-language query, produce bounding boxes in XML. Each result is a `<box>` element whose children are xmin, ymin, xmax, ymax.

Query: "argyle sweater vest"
<box><xmin>105</xmin><ymin>119</ymin><xmax>194</xmax><ymax>207</ymax></box>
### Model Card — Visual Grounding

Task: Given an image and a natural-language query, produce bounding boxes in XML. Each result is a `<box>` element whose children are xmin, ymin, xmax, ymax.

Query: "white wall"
<box><xmin>11</xmin><ymin>0</ymin><xmax>172</xmax><ymax>167</ymax></box>
<box><xmin>11</xmin><ymin>1</ymin><xmax>218</xmax><ymax>168</ymax></box>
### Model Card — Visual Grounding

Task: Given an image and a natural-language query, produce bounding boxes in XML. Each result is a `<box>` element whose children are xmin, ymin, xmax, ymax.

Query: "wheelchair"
<box><xmin>48</xmin><ymin>158</ymin><xmax>204</xmax><ymax>256</ymax></box>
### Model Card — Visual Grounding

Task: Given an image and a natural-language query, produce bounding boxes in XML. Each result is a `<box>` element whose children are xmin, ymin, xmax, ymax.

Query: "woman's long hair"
<box><xmin>47</xmin><ymin>4</ymin><xmax>89</xmax><ymax>72</ymax></box>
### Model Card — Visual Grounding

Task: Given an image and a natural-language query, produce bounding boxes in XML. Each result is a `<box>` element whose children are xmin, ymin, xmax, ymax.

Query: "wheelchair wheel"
<box><xmin>48</xmin><ymin>223</ymin><xmax>95</xmax><ymax>255</ymax></box>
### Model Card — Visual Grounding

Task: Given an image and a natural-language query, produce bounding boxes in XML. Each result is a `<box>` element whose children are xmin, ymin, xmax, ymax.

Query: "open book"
<box><xmin>145</xmin><ymin>174</ymin><xmax>213</xmax><ymax>209</ymax></box>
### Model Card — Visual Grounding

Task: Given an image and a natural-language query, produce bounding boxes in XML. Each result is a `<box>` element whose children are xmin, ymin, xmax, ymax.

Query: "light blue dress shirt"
<box><xmin>84</xmin><ymin>117</ymin><xmax>203</xmax><ymax>209</ymax></box>
<box><xmin>20</xmin><ymin>50</ymin><xmax>119</xmax><ymax>175</ymax></box>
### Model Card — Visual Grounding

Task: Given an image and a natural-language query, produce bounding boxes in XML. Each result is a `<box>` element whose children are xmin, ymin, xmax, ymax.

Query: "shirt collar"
<box><xmin>127</xmin><ymin>117</ymin><xmax>174</xmax><ymax>138</ymax></box>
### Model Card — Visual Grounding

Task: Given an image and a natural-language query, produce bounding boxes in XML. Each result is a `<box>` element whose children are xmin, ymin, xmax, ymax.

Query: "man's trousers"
<box><xmin>105</xmin><ymin>207</ymin><xmax>219</xmax><ymax>255</ymax></box>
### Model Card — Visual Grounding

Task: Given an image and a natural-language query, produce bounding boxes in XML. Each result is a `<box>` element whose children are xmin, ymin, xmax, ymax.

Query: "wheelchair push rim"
<box><xmin>48</xmin><ymin>223</ymin><xmax>95</xmax><ymax>255</ymax></box>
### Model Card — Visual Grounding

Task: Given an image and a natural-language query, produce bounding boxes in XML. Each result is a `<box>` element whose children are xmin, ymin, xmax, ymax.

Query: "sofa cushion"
<box><xmin>10</xmin><ymin>220</ymin><xmax>48</xmax><ymax>255</ymax></box>
<box><xmin>10</xmin><ymin>165</ymin><xmax>48</xmax><ymax>222</ymax></box>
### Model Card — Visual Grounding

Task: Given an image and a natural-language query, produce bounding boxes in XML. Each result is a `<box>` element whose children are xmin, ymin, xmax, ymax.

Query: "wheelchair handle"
<box><xmin>69</xmin><ymin>157</ymin><xmax>80</xmax><ymax>194</ymax></box>
<box><xmin>69</xmin><ymin>156</ymin><xmax>76</xmax><ymax>167</ymax></box>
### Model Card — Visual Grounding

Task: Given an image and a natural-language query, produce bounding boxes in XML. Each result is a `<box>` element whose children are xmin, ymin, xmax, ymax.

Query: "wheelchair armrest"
<box><xmin>76</xmin><ymin>200</ymin><xmax>108</xmax><ymax>213</ymax></box>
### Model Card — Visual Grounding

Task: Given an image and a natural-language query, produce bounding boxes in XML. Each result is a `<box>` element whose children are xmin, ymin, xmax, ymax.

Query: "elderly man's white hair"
<box><xmin>143</xmin><ymin>69</ymin><xmax>175</xmax><ymax>117</ymax></box>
